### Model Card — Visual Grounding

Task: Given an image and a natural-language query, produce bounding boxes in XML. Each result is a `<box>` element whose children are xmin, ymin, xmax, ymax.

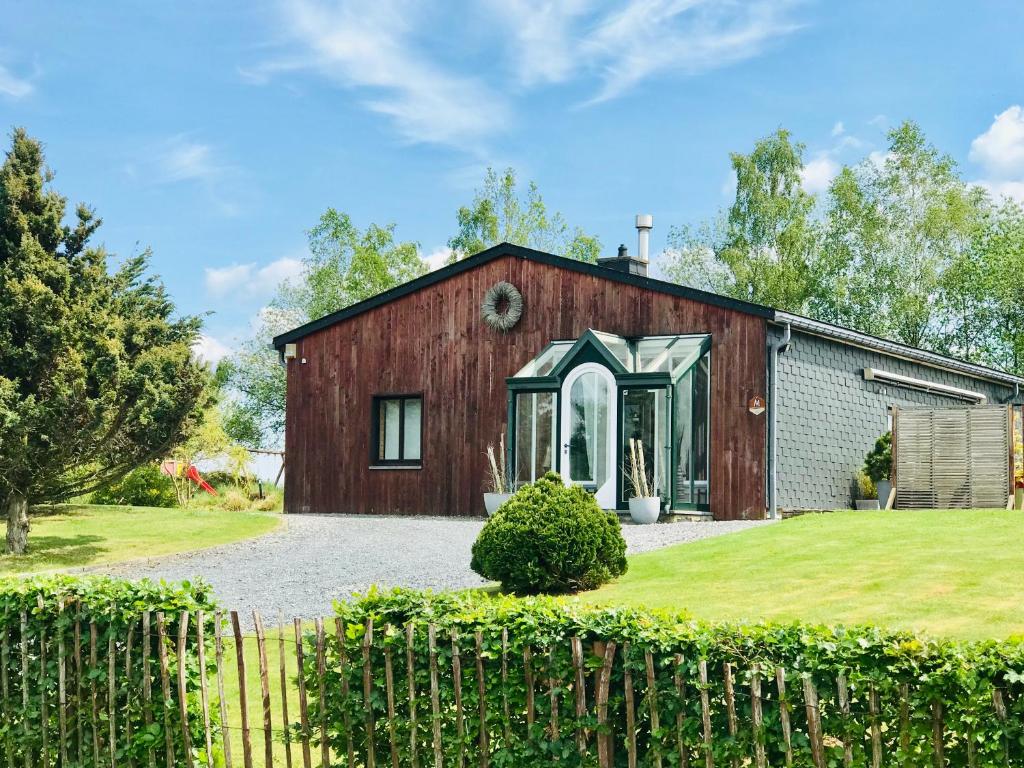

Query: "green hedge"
<box><xmin>303</xmin><ymin>589</ymin><xmax>1024</xmax><ymax>767</ymax></box>
<box><xmin>0</xmin><ymin>575</ymin><xmax>219</xmax><ymax>767</ymax></box>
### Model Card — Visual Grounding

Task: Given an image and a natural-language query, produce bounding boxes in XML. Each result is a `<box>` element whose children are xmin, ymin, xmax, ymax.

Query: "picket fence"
<box><xmin>1</xmin><ymin>607</ymin><xmax>1022</xmax><ymax>768</ymax></box>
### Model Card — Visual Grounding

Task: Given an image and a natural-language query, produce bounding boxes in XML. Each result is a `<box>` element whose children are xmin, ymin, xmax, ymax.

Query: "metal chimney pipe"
<box><xmin>635</xmin><ymin>214</ymin><xmax>653</xmax><ymax>262</ymax></box>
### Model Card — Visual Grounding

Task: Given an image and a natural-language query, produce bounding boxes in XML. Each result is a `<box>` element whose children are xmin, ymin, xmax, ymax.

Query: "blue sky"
<box><xmin>4</xmin><ymin>0</ymin><xmax>1024</xmax><ymax>364</ymax></box>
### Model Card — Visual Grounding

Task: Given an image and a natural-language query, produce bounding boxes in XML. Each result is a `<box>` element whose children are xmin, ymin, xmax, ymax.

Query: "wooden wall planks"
<box><xmin>284</xmin><ymin>252</ymin><xmax>767</xmax><ymax>519</ymax></box>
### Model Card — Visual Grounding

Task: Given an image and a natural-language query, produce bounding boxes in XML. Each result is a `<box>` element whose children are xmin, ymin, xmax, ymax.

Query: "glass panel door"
<box><xmin>621</xmin><ymin>388</ymin><xmax>670</xmax><ymax>505</ymax></box>
<box><xmin>560</xmin><ymin>364</ymin><xmax>617</xmax><ymax>508</ymax></box>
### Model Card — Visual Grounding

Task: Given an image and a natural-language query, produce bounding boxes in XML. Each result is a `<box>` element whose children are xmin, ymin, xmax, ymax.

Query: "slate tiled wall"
<box><xmin>770</xmin><ymin>326</ymin><xmax>1014</xmax><ymax>510</ymax></box>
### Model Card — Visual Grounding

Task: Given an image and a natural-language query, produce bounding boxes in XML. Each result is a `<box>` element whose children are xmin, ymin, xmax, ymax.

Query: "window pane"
<box><xmin>534</xmin><ymin>393</ymin><xmax>555</xmax><ymax>479</ymax></box>
<box><xmin>515</xmin><ymin>392</ymin><xmax>555</xmax><ymax>484</ymax></box>
<box><xmin>380</xmin><ymin>399</ymin><xmax>401</xmax><ymax>460</ymax></box>
<box><xmin>403</xmin><ymin>399</ymin><xmax>422</xmax><ymax>461</ymax></box>
<box><xmin>693</xmin><ymin>354</ymin><xmax>710</xmax><ymax>504</ymax></box>
<box><xmin>622</xmin><ymin>388</ymin><xmax>669</xmax><ymax>502</ymax></box>
<box><xmin>569</xmin><ymin>372</ymin><xmax>609</xmax><ymax>486</ymax></box>
<box><xmin>674</xmin><ymin>371</ymin><xmax>693</xmax><ymax>503</ymax></box>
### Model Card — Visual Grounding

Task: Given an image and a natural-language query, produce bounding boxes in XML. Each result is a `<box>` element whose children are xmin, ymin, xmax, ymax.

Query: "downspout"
<box><xmin>768</xmin><ymin>322</ymin><xmax>792</xmax><ymax>520</ymax></box>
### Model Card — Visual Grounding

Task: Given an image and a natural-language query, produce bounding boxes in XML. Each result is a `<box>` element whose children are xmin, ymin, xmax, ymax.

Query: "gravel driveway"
<box><xmin>88</xmin><ymin>515</ymin><xmax>766</xmax><ymax>622</ymax></box>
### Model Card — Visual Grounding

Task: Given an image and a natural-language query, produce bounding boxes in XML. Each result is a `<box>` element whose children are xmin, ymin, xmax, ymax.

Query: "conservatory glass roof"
<box><xmin>512</xmin><ymin>330</ymin><xmax>709</xmax><ymax>379</ymax></box>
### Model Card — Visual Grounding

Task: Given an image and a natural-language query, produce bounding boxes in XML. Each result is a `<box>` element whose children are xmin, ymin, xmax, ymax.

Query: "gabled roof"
<box><xmin>270</xmin><ymin>242</ymin><xmax>773</xmax><ymax>350</ymax></box>
<box><xmin>271</xmin><ymin>241</ymin><xmax>1024</xmax><ymax>388</ymax></box>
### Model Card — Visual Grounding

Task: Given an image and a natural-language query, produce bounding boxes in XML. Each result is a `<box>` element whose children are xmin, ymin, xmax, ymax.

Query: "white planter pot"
<box><xmin>484</xmin><ymin>493</ymin><xmax>512</xmax><ymax>516</ymax></box>
<box><xmin>628</xmin><ymin>497</ymin><xmax>661</xmax><ymax>525</ymax></box>
<box><xmin>855</xmin><ymin>499</ymin><xmax>880</xmax><ymax>510</ymax></box>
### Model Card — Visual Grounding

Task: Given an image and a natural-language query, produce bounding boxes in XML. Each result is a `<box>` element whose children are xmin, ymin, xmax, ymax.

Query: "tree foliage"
<box><xmin>666</xmin><ymin>121</ymin><xmax>1024</xmax><ymax>374</ymax></box>
<box><xmin>449</xmin><ymin>167</ymin><xmax>602</xmax><ymax>262</ymax></box>
<box><xmin>0</xmin><ymin>128</ymin><xmax>207</xmax><ymax>550</ymax></box>
<box><xmin>224</xmin><ymin>210</ymin><xmax>426</xmax><ymax>444</ymax></box>
<box><xmin>665</xmin><ymin>129</ymin><xmax>820</xmax><ymax>311</ymax></box>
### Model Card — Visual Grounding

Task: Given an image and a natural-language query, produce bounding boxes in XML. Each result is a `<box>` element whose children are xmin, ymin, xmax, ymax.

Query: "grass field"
<box><xmin>0</xmin><ymin>504</ymin><xmax>282</xmax><ymax>575</ymax></box>
<box><xmin>577</xmin><ymin>509</ymin><xmax>1024</xmax><ymax>640</ymax></box>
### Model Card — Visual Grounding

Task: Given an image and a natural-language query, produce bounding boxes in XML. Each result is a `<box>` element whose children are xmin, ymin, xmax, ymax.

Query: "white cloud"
<box><xmin>259</xmin><ymin>0</ymin><xmax>509</xmax><ymax>147</ymax></box>
<box><xmin>205</xmin><ymin>256</ymin><xmax>304</xmax><ymax>299</ymax></box>
<box><xmin>801</xmin><ymin>154</ymin><xmax>839</xmax><ymax>194</ymax></box>
<box><xmin>485</xmin><ymin>0</ymin><xmax>593</xmax><ymax>86</ymax></box>
<box><xmin>158</xmin><ymin>138</ymin><xmax>220</xmax><ymax>183</ymax></box>
<box><xmin>422</xmin><ymin>246</ymin><xmax>452</xmax><ymax>271</ymax></box>
<box><xmin>969</xmin><ymin>105</ymin><xmax>1024</xmax><ymax>179</ymax></box>
<box><xmin>193</xmin><ymin>334</ymin><xmax>232</xmax><ymax>365</ymax></box>
<box><xmin>831</xmin><ymin>121</ymin><xmax>844</xmax><ymax>137</ymax></box>
<box><xmin>579</xmin><ymin>0</ymin><xmax>804</xmax><ymax>104</ymax></box>
<box><xmin>0</xmin><ymin>64</ymin><xmax>32</xmax><ymax>99</ymax></box>
<box><xmin>973</xmin><ymin>179</ymin><xmax>1024</xmax><ymax>204</ymax></box>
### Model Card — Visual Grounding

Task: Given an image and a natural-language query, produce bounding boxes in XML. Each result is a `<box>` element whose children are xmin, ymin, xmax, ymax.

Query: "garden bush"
<box><xmin>0</xmin><ymin>575</ymin><xmax>219</xmax><ymax>766</ymax></box>
<box><xmin>90</xmin><ymin>463</ymin><xmax>177</xmax><ymax>508</ymax></box>
<box><xmin>305</xmin><ymin>588</ymin><xmax>1024</xmax><ymax>768</ymax></box>
<box><xmin>470</xmin><ymin>471</ymin><xmax>627</xmax><ymax>594</ymax></box>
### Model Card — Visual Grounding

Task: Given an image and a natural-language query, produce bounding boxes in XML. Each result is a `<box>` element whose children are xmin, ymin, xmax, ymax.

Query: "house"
<box><xmin>272</xmin><ymin>218</ymin><xmax>1022</xmax><ymax>520</ymax></box>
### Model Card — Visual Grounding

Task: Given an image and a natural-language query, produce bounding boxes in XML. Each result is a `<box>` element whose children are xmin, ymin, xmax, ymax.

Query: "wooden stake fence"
<box><xmin>0</xmin><ymin>611</ymin><xmax>1021</xmax><ymax>768</ymax></box>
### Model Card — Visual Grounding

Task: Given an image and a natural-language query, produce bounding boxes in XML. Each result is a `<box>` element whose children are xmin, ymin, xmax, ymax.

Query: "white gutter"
<box><xmin>863</xmin><ymin>368</ymin><xmax>988</xmax><ymax>403</ymax></box>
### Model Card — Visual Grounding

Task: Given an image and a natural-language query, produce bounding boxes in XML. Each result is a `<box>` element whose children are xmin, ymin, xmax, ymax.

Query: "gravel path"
<box><xmin>88</xmin><ymin>515</ymin><xmax>767</xmax><ymax>622</ymax></box>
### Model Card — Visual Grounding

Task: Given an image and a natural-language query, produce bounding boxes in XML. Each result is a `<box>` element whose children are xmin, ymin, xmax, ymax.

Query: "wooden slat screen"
<box><xmin>896</xmin><ymin>406</ymin><xmax>1010</xmax><ymax>508</ymax></box>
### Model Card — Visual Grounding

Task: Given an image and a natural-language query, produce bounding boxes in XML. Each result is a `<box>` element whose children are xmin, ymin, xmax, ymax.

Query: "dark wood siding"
<box><xmin>284</xmin><ymin>252</ymin><xmax>767</xmax><ymax>519</ymax></box>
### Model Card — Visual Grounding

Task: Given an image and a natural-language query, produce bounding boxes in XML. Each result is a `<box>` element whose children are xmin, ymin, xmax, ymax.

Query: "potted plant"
<box><xmin>626</xmin><ymin>438</ymin><xmax>661</xmax><ymax>524</ymax></box>
<box><xmin>483</xmin><ymin>435</ymin><xmax>514</xmax><ymax>515</ymax></box>
<box><xmin>854</xmin><ymin>470</ymin><xmax>879</xmax><ymax>510</ymax></box>
<box><xmin>864</xmin><ymin>432</ymin><xmax>893</xmax><ymax>508</ymax></box>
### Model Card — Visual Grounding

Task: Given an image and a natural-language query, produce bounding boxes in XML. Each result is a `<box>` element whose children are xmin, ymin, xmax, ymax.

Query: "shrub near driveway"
<box><xmin>308</xmin><ymin>588</ymin><xmax>1024</xmax><ymax>768</ymax></box>
<box><xmin>471</xmin><ymin>472</ymin><xmax>627</xmax><ymax>594</ymax></box>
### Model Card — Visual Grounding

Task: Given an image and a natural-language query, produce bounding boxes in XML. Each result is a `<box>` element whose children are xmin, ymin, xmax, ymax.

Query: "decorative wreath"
<box><xmin>480</xmin><ymin>281</ymin><xmax>524</xmax><ymax>332</ymax></box>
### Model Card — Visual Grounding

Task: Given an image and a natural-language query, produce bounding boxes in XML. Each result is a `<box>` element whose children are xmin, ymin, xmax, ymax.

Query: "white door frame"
<box><xmin>560</xmin><ymin>362</ymin><xmax>618</xmax><ymax>509</ymax></box>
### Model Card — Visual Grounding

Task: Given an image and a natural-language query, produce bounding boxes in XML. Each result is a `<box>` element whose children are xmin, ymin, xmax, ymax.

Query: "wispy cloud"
<box><xmin>158</xmin><ymin>138</ymin><xmax>221</xmax><ymax>183</ymax></box>
<box><xmin>140</xmin><ymin>135</ymin><xmax>247</xmax><ymax>215</ymax></box>
<box><xmin>0</xmin><ymin>63</ymin><xmax>33</xmax><ymax>99</ymax></box>
<box><xmin>485</xmin><ymin>0</ymin><xmax>594</xmax><ymax>86</ymax></box>
<box><xmin>254</xmin><ymin>0</ymin><xmax>509</xmax><ymax>148</ymax></box>
<box><xmin>249</xmin><ymin>0</ymin><xmax>806</xmax><ymax>149</ymax></box>
<box><xmin>205</xmin><ymin>256</ymin><xmax>305</xmax><ymax>299</ymax></box>
<box><xmin>579</xmin><ymin>0</ymin><xmax>804</xmax><ymax>104</ymax></box>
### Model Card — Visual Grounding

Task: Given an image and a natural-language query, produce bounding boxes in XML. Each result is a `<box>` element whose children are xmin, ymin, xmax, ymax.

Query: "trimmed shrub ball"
<box><xmin>470</xmin><ymin>472</ymin><xmax>628</xmax><ymax>594</ymax></box>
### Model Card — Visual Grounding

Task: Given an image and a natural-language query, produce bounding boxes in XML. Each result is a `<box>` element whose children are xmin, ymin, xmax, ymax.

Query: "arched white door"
<box><xmin>560</xmin><ymin>363</ymin><xmax>617</xmax><ymax>508</ymax></box>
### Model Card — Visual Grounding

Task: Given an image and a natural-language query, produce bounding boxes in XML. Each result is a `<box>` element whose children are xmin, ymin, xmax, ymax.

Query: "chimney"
<box><xmin>635</xmin><ymin>214</ymin><xmax>653</xmax><ymax>262</ymax></box>
<box><xmin>597</xmin><ymin>215</ymin><xmax>653</xmax><ymax>277</ymax></box>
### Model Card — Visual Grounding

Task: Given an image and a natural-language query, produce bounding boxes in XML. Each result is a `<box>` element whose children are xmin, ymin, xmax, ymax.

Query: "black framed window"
<box><xmin>372</xmin><ymin>395</ymin><xmax>422</xmax><ymax>466</ymax></box>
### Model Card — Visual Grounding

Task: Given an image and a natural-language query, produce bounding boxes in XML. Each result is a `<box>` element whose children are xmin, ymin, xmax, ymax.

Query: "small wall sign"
<box><xmin>748</xmin><ymin>395</ymin><xmax>766</xmax><ymax>415</ymax></box>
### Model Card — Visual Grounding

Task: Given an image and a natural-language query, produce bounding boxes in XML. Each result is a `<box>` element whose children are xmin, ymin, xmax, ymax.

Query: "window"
<box><xmin>514</xmin><ymin>392</ymin><xmax>555</xmax><ymax>484</ymax></box>
<box><xmin>372</xmin><ymin>395</ymin><xmax>422</xmax><ymax>466</ymax></box>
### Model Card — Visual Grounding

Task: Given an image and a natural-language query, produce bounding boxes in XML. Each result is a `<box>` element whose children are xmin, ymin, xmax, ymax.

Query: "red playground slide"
<box><xmin>160</xmin><ymin>461</ymin><xmax>218</xmax><ymax>495</ymax></box>
<box><xmin>186</xmin><ymin>465</ymin><xmax>218</xmax><ymax>495</ymax></box>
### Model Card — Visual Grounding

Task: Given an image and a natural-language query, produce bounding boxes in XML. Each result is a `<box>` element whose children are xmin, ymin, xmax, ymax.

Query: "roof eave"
<box><xmin>772</xmin><ymin>311</ymin><xmax>1024</xmax><ymax>388</ymax></box>
<box><xmin>271</xmin><ymin>242</ymin><xmax>774</xmax><ymax>349</ymax></box>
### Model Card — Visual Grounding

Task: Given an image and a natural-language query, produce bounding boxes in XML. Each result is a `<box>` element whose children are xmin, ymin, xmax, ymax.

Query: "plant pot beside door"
<box><xmin>484</xmin><ymin>493</ymin><xmax>512</xmax><ymax>516</ymax></box>
<box><xmin>626</xmin><ymin>438</ymin><xmax>661</xmax><ymax>524</ymax></box>
<box><xmin>628</xmin><ymin>496</ymin><xmax>661</xmax><ymax>524</ymax></box>
<box><xmin>483</xmin><ymin>436</ymin><xmax>514</xmax><ymax>516</ymax></box>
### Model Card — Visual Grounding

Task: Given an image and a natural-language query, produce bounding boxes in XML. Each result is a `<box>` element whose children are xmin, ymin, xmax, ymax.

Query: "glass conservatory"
<box><xmin>507</xmin><ymin>329</ymin><xmax>711</xmax><ymax>512</ymax></box>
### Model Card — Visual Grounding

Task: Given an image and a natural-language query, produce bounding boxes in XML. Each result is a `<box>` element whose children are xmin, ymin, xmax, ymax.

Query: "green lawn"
<box><xmin>0</xmin><ymin>504</ymin><xmax>282</xmax><ymax>575</ymax></box>
<box><xmin>577</xmin><ymin>509</ymin><xmax>1024</xmax><ymax>640</ymax></box>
